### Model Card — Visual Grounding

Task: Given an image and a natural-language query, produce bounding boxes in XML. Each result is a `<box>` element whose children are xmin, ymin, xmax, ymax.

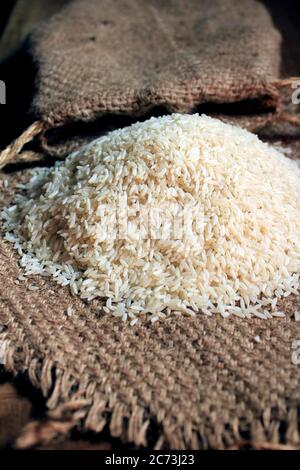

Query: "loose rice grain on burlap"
<box><xmin>2</xmin><ymin>0</ymin><xmax>284</xmax><ymax>161</ymax></box>
<box><xmin>1</xmin><ymin>142</ymin><xmax>300</xmax><ymax>449</ymax></box>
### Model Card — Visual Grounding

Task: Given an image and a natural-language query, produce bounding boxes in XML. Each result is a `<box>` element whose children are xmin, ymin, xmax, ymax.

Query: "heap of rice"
<box><xmin>2</xmin><ymin>114</ymin><xmax>300</xmax><ymax>322</ymax></box>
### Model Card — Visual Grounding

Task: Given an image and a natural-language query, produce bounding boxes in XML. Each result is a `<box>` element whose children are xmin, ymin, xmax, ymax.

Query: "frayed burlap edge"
<box><xmin>0</xmin><ymin>338</ymin><xmax>162</xmax><ymax>449</ymax></box>
<box><xmin>1</xmin><ymin>327</ymin><xmax>300</xmax><ymax>450</ymax></box>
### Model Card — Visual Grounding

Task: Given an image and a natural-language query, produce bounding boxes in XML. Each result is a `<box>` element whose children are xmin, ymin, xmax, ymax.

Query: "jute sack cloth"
<box><xmin>1</xmin><ymin>0</ymin><xmax>295</xmax><ymax>168</ymax></box>
<box><xmin>1</xmin><ymin>0</ymin><xmax>300</xmax><ymax>449</ymax></box>
<box><xmin>1</xmin><ymin>142</ymin><xmax>300</xmax><ymax>449</ymax></box>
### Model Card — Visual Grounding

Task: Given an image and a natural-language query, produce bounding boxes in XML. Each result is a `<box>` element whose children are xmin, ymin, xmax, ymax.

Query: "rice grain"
<box><xmin>2</xmin><ymin>114</ymin><xmax>300</xmax><ymax>321</ymax></box>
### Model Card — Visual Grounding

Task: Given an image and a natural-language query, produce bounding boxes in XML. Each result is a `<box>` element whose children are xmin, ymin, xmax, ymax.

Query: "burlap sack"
<box><xmin>1</xmin><ymin>0</ymin><xmax>296</xmax><ymax>168</ymax></box>
<box><xmin>1</xmin><ymin>140</ymin><xmax>300</xmax><ymax>449</ymax></box>
<box><xmin>1</xmin><ymin>0</ymin><xmax>300</xmax><ymax>450</ymax></box>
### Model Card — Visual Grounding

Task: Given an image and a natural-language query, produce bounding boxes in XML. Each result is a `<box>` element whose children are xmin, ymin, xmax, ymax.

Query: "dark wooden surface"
<box><xmin>0</xmin><ymin>381</ymin><xmax>31</xmax><ymax>448</ymax></box>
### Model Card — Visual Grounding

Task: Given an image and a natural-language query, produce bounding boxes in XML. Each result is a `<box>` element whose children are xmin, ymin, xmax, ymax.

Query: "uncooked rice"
<box><xmin>2</xmin><ymin>113</ymin><xmax>300</xmax><ymax>322</ymax></box>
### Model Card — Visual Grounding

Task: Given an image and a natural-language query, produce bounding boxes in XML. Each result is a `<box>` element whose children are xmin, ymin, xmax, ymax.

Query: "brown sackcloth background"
<box><xmin>1</xmin><ymin>140</ymin><xmax>300</xmax><ymax>450</ymax></box>
<box><xmin>1</xmin><ymin>0</ymin><xmax>300</xmax><ymax>450</ymax></box>
<box><xmin>0</xmin><ymin>0</ymin><xmax>289</xmax><ymax>164</ymax></box>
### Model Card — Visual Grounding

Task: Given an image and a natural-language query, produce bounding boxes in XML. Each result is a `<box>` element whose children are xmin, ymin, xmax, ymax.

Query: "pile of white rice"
<box><xmin>2</xmin><ymin>114</ymin><xmax>300</xmax><ymax>323</ymax></box>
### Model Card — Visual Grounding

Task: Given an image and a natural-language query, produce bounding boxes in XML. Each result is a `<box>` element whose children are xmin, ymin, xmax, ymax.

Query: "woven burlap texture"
<box><xmin>1</xmin><ymin>142</ymin><xmax>300</xmax><ymax>449</ymax></box>
<box><xmin>23</xmin><ymin>0</ymin><xmax>282</xmax><ymax>157</ymax></box>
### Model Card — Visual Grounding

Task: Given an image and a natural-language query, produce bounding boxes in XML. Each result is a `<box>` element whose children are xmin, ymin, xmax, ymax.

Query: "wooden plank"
<box><xmin>0</xmin><ymin>382</ymin><xmax>32</xmax><ymax>448</ymax></box>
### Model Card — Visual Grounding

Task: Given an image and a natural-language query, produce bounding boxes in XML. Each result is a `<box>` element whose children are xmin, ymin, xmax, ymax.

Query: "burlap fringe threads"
<box><xmin>1</xmin><ymin>335</ymin><xmax>299</xmax><ymax>450</ymax></box>
<box><xmin>0</xmin><ymin>120</ymin><xmax>45</xmax><ymax>169</ymax></box>
<box><xmin>1</xmin><ymin>339</ymin><xmax>152</xmax><ymax>449</ymax></box>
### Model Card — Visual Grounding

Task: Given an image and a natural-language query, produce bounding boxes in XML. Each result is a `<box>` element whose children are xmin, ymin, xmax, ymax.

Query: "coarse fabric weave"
<box><xmin>1</xmin><ymin>143</ymin><xmax>300</xmax><ymax>449</ymax></box>
<box><xmin>23</xmin><ymin>0</ymin><xmax>282</xmax><ymax>157</ymax></box>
